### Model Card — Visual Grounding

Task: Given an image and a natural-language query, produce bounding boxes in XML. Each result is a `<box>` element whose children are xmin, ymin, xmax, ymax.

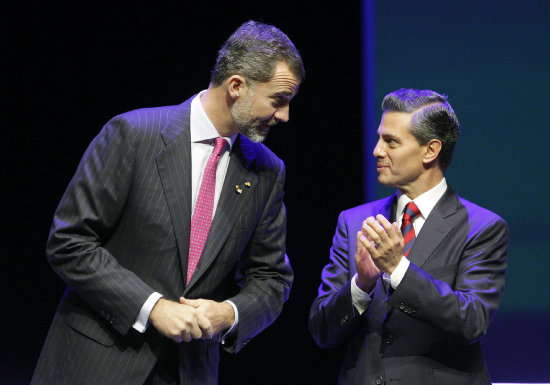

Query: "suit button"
<box><xmin>384</xmin><ymin>334</ymin><xmax>393</xmax><ymax>345</ymax></box>
<box><xmin>399</xmin><ymin>303</ymin><xmax>405</xmax><ymax>310</ymax></box>
<box><xmin>375</xmin><ymin>376</ymin><xmax>384</xmax><ymax>385</ymax></box>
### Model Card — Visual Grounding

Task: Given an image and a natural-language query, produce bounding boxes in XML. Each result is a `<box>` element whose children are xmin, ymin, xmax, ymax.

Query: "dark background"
<box><xmin>4</xmin><ymin>1</ymin><xmax>549</xmax><ymax>383</ymax></box>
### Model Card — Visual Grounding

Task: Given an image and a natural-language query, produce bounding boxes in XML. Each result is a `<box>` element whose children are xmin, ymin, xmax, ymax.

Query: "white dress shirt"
<box><xmin>133</xmin><ymin>92</ymin><xmax>239</xmax><ymax>338</ymax></box>
<box><xmin>352</xmin><ymin>178</ymin><xmax>448</xmax><ymax>314</ymax></box>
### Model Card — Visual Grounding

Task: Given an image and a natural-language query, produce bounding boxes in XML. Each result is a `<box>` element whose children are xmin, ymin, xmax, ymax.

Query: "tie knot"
<box><xmin>213</xmin><ymin>137</ymin><xmax>228</xmax><ymax>156</ymax></box>
<box><xmin>403</xmin><ymin>201</ymin><xmax>421</xmax><ymax>221</ymax></box>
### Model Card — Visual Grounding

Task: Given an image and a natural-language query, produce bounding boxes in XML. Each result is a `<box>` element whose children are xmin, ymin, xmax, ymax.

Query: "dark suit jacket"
<box><xmin>32</xmin><ymin>97</ymin><xmax>293</xmax><ymax>385</ymax></box>
<box><xmin>309</xmin><ymin>188</ymin><xmax>508</xmax><ymax>385</ymax></box>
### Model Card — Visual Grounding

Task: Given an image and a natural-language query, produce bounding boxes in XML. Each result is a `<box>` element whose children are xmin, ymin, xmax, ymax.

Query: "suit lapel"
<box><xmin>185</xmin><ymin>135</ymin><xmax>258</xmax><ymax>291</ymax></box>
<box><xmin>156</xmin><ymin>100</ymin><xmax>193</xmax><ymax>283</ymax></box>
<box><xmin>407</xmin><ymin>188</ymin><xmax>460</xmax><ymax>268</ymax></box>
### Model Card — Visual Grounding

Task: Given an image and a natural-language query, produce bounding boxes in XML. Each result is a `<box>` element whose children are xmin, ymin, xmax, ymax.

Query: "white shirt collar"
<box><xmin>396</xmin><ymin>178</ymin><xmax>448</xmax><ymax>220</ymax></box>
<box><xmin>190</xmin><ymin>90</ymin><xmax>238</xmax><ymax>149</ymax></box>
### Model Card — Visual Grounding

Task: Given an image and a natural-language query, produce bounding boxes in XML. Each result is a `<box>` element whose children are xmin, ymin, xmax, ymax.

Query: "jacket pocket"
<box><xmin>66</xmin><ymin>308</ymin><xmax>116</xmax><ymax>347</ymax></box>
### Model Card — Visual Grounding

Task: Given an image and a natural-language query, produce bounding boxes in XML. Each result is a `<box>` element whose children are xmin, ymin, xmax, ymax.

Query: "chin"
<box><xmin>244</xmin><ymin>132</ymin><xmax>267</xmax><ymax>143</ymax></box>
<box><xmin>377</xmin><ymin>176</ymin><xmax>393</xmax><ymax>186</ymax></box>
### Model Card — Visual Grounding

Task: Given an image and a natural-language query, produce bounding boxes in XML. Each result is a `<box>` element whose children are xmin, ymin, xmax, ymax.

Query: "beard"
<box><xmin>231</xmin><ymin>95</ymin><xmax>272</xmax><ymax>143</ymax></box>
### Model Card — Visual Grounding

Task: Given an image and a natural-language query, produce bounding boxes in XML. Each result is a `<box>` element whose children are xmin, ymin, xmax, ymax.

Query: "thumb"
<box><xmin>180</xmin><ymin>297</ymin><xmax>200</xmax><ymax>307</ymax></box>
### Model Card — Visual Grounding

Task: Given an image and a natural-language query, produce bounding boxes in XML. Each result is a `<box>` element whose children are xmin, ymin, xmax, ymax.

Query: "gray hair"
<box><xmin>211</xmin><ymin>20</ymin><xmax>305</xmax><ymax>86</ymax></box>
<box><xmin>382</xmin><ymin>88</ymin><xmax>460</xmax><ymax>172</ymax></box>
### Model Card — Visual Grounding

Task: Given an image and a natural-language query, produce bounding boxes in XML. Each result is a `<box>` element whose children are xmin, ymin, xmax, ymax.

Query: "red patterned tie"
<box><xmin>401</xmin><ymin>201</ymin><xmax>421</xmax><ymax>258</ymax></box>
<box><xmin>187</xmin><ymin>137</ymin><xmax>228</xmax><ymax>284</ymax></box>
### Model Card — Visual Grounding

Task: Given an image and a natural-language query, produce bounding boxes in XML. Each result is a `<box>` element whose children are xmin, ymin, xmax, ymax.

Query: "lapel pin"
<box><xmin>244</xmin><ymin>181</ymin><xmax>251</xmax><ymax>187</ymax></box>
<box><xmin>235</xmin><ymin>185</ymin><xmax>243</xmax><ymax>194</ymax></box>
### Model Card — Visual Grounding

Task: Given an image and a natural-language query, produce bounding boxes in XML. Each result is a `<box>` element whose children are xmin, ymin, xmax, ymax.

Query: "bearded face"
<box><xmin>231</xmin><ymin>92</ymin><xmax>274</xmax><ymax>143</ymax></box>
<box><xmin>230</xmin><ymin>62</ymin><xmax>301</xmax><ymax>143</ymax></box>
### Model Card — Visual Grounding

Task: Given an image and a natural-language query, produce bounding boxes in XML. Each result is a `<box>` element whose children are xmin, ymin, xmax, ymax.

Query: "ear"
<box><xmin>422</xmin><ymin>139</ymin><xmax>442</xmax><ymax>165</ymax></box>
<box><xmin>227</xmin><ymin>75</ymin><xmax>247</xmax><ymax>100</ymax></box>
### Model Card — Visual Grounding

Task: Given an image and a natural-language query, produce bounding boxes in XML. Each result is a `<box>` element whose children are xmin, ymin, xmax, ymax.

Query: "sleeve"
<box><xmin>388</xmin><ymin>216</ymin><xmax>508</xmax><ymax>344</ymax></box>
<box><xmin>308</xmin><ymin>211</ymin><xmax>366</xmax><ymax>348</ymax></box>
<box><xmin>46</xmin><ymin>116</ymin><xmax>156</xmax><ymax>335</ymax></box>
<box><xmin>223</xmin><ymin>161</ymin><xmax>294</xmax><ymax>353</ymax></box>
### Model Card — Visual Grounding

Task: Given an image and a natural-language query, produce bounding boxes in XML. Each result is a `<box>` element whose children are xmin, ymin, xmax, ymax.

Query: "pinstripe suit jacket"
<box><xmin>32</xmin><ymin>97</ymin><xmax>293</xmax><ymax>385</ymax></box>
<box><xmin>309</xmin><ymin>189</ymin><xmax>508</xmax><ymax>385</ymax></box>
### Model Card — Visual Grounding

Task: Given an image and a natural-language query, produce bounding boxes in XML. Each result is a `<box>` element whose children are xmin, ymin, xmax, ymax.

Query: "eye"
<box><xmin>385</xmin><ymin>137</ymin><xmax>399</xmax><ymax>147</ymax></box>
<box><xmin>271</xmin><ymin>95</ymin><xmax>291</xmax><ymax>107</ymax></box>
<box><xmin>272</xmin><ymin>98</ymin><xmax>285</xmax><ymax>107</ymax></box>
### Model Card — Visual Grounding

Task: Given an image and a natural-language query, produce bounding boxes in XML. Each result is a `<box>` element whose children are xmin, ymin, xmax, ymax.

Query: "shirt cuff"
<box><xmin>221</xmin><ymin>300</ymin><xmax>239</xmax><ymax>344</ymax></box>
<box><xmin>390</xmin><ymin>257</ymin><xmax>410</xmax><ymax>289</ymax></box>
<box><xmin>351</xmin><ymin>274</ymin><xmax>373</xmax><ymax>315</ymax></box>
<box><xmin>133</xmin><ymin>292</ymin><xmax>163</xmax><ymax>333</ymax></box>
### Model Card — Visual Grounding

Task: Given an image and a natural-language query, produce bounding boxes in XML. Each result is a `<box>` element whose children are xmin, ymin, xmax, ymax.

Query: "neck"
<box><xmin>398</xmin><ymin>169</ymin><xmax>444</xmax><ymax>200</ymax></box>
<box><xmin>200</xmin><ymin>85</ymin><xmax>238</xmax><ymax>137</ymax></box>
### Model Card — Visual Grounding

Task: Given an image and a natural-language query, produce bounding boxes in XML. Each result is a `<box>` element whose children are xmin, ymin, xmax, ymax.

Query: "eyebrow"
<box><xmin>272</xmin><ymin>91</ymin><xmax>294</xmax><ymax>97</ymax></box>
<box><xmin>379</xmin><ymin>131</ymin><xmax>400</xmax><ymax>141</ymax></box>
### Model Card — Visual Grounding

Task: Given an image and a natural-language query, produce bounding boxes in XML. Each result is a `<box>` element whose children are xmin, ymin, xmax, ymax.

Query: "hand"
<box><xmin>149</xmin><ymin>298</ymin><xmax>213</xmax><ymax>343</ymax></box>
<box><xmin>179</xmin><ymin>298</ymin><xmax>235</xmax><ymax>337</ymax></box>
<box><xmin>361</xmin><ymin>214</ymin><xmax>404</xmax><ymax>275</ymax></box>
<box><xmin>355</xmin><ymin>230</ymin><xmax>380</xmax><ymax>292</ymax></box>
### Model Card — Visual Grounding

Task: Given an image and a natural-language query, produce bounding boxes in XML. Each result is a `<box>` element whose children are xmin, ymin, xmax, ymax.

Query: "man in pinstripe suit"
<box><xmin>32</xmin><ymin>20</ymin><xmax>303</xmax><ymax>385</ymax></box>
<box><xmin>309</xmin><ymin>89</ymin><xmax>508</xmax><ymax>384</ymax></box>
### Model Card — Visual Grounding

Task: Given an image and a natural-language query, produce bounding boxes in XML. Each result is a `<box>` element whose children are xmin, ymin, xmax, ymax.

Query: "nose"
<box><xmin>274</xmin><ymin>105</ymin><xmax>290</xmax><ymax>123</ymax></box>
<box><xmin>373</xmin><ymin>139</ymin><xmax>385</xmax><ymax>158</ymax></box>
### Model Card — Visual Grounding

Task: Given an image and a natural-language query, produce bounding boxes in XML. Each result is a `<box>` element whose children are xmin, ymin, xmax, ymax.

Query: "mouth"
<box><xmin>376</xmin><ymin>164</ymin><xmax>389</xmax><ymax>172</ymax></box>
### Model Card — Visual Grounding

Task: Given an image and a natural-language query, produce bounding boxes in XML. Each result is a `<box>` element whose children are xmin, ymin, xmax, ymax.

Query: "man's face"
<box><xmin>373</xmin><ymin>111</ymin><xmax>427</xmax><ymax>195</ymax></box>
<box><xmin>231</xmin><ymin>62</ymin><xmax>300</xmax><ymax>143</ymax></box>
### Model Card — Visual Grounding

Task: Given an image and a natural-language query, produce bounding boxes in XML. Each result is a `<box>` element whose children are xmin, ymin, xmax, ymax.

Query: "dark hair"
<box><xmin>211</xmin><ymin>20</ymin><xmax>304</xmax><ymax>86</ymax></box>
<box><xmin>382</xmin><ymin>88</ymin><xmax>460</xmax><ymax>171</ymax></box>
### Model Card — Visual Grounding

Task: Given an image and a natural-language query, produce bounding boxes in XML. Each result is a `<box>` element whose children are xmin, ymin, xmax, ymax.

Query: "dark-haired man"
<box><xmin>33</xmin><ymin>20</ymin><xmax>303</xmax><ymax>385</ymax></box>
<box><xmin>309</xmin><ymin>89</ymin><xmax>507</xmax><ymax>385</ymax></box>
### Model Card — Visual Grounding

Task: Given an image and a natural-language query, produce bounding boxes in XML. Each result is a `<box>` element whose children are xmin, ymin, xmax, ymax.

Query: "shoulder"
<box><xmin>237</xmin><ymin>135</ymin><xmax>285</xmax><ymax>174</ymax></box>
<box><xmin>456</xmin><ymin>195</ymin><xmax>508</xmax><ymax>234</ymax></box>
<box><xmin>109</xmin><ymin>104</ymin><xmax>185</xmax><ymax>135</ymax></box>
<box><xmin>457</xmin><ymin>195</ymin><xmax>505</xmax><ymax>222</ymax></box>
<box><xmin>339</xmin><ymin>196</ymin><xmax>394</xmax><ymax>225</ymax></box>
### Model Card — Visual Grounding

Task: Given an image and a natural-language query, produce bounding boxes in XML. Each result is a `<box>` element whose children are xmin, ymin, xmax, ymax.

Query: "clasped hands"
<box><xmin>149</xmin><ymin>297</ymin><xmax>235</xmax><ymax>343</ymax></box>
<box><xmin>355</xmin><ymin>214</ymin><xmax>404</xmax><ymax>292</ymax></box>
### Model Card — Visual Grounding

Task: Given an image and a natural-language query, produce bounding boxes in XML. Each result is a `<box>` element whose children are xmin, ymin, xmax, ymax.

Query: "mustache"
<box><xmin>260</xmin><ymin>118</ymin><xmax>279</xmax><ymax>126</ymax></box>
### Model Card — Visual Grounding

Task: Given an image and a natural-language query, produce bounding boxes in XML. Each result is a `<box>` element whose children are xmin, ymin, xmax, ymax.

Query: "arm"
<box><xmin>46</xmin><ymin>117</ymin><xmax>155</xmax><ymax>335</ymax></box>
<box><xmin>389</xmin><ymin>218</ymin><xmax>508</xmax><ymax>343</ymax></box>
<box><xmin>364</xmin><ymin>213</ymin><xmax>508</xmax><ymax>344</ymax></box>
<box><xmin>309</xmin><ymin>211</ymin><xmax>369</xmax><ymax>348</ymax></box>
<box><xmin>223</xmin><ymin>163</ymin><xmax>294</xmax><ymax>353</ymax></box>
<box><xmin>47</xmin><ymin>115</ymin><xmax>214</xmax><ymax>341</ymax></box>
